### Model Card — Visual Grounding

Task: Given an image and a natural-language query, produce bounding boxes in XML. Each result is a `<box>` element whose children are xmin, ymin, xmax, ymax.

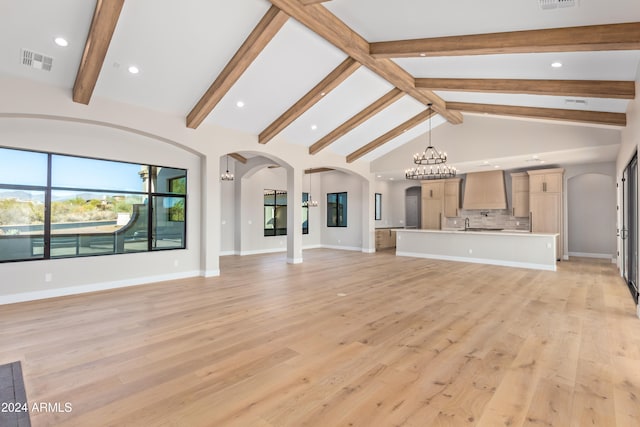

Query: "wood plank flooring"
<box><xmin>1</xmin><ymin>249</ymin><xmax>639</xmax><ymax>426</ymax></box>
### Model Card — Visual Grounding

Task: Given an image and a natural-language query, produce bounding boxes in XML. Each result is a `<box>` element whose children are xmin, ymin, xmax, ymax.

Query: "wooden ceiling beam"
<box><xmin>73</xmin><ymin>0</ymin><xmax>125</xmax><ymax>105</ymax></box>
<box><xmin>186</xmin><ymin>6</ymin><xmax>289</xmax><ymax>129</ymax></box>
<box><xmin>309</xmin><ymin>88</ymin><xmax>405</xmax><ymax>155</ymax></box>
<box><xmin>346</xmin><ymin>109</ymin><xmax>435</xmax><ymax>163</ymax></box>
<box><xmin>447</xmin><ymin>102</ymin><xmax>626</xmax><ymax>127</ymax></box>
<box><xmin>259</xmin><ymin>57</ymin><xmax>361</xmax><ymax>144</ymax></box>
<box><xmin>370</xmin><ymin>22</ymin><xmax>640</xmax><ymax>58</ymax></box>
<box><xmin>416</xmin><ymin>78</ymin><xmax>636</xmax><ymax>99</ymax></box>
<box><xmin>300</xmin><ymin>0</ymin><xmax>332</xmax><ymax>4</ymax></box>
<box><xmin>268</xmin><ymin>0</ymin><xmax>462</xmax><ymax>125</ymax></box>
<box><xmin>305</xmin><ymin>167</ymin><xmax>334</xmax><ymax>174</ymax></box>
<box><xmin>228</xmin><ymin>153</ymin><xmax>248</xmax><ymax>164</ymax></box>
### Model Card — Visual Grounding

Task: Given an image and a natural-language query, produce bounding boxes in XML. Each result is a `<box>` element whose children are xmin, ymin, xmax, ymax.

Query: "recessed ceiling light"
<box><xmin>419</xmin><ymin>53</ymin><xmax>426</xmax><ymax>57</ymax></box>
<box><xmin>128</xmin><ymin>65</ymin><xmax>139</xmax><ymax>74</ymax></box>
<box><xmin>320</xmin><ymin>92</ymin><xmax>326</xmax><ymax>96</ymax></box>
<box><xmin>236</xmin><ymin>101</ymin><xmax>245</xmax><ymax>108</ymax></box>
<box><xmin>310</xmin><ymin>124</ymin><xmax>318</xmax><ymax>131</ymax></box>
<box><xmin>389</xmin><ymin>177</ymin><xmax>394</xmax><ymax>181</ymax></box>
<box><xmin>377</xmin><ymin>175</ymin><xmax>382</xmax><ymax>178</ymax></box>
<box><xmin>54</xmin><ymin>37</ymin><xmax>68</xmax><ymax>47</ymax></box>
<box><xmin>551</xmin><ymin>61</ymin><xmax>563</xmax><ymax>68</ymax></box>
<box><xmin>494</xmin><ymin>165</ymin><xmax>500</xmax><ymax>169</ymax></box>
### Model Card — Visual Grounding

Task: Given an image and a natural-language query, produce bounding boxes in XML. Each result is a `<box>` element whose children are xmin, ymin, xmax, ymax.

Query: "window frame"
<box><xmin>0</xmin><ymin>146</ymin><xmax>187</xmax><ymax>263</ymax></box>
<box><xmin>375</xmin><ymin>193</ymin><xmax>382</xmax><ymax>220</ymax></box>
<box><xmin>327</xmin><ymin>192</ymin><xmax>347</xmax><ymax>227</ymax></box>
<box><xmin>264</xmin><ymin>189</ymin><xmax>287</xmax><ymax>236</ymax></box>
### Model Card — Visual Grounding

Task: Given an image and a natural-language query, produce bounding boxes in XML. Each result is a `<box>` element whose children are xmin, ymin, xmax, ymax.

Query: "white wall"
<box><xmin>321</xmin><ymin>171</ymin><xmax>364</xmax><ymax>250</ymax></box>
<box><xmin>565</xmin><ymin>164</ymin><xmax>616</xmax><ymax>259</ymax></box>
<box><xmin>238</xmin><ymin>167</ymin><xmax>288</xmax><ymax>255</ymax></box>
<box><xmin>373</xmin><ymin>180</ymin><xmax>394</xmax><ymax>228</ymax></box>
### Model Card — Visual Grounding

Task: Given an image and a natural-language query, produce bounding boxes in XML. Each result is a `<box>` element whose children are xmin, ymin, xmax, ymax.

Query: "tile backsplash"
<box><xmin>444</xmin><ymin>209</ymin><xmax>530</xmax><ymax>231</ymax></box>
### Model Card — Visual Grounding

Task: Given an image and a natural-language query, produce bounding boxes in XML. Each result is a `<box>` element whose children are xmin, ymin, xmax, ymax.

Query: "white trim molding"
<box><xmin>0</xmin><ymin>270</ymin><xmax>201</xmax><ymax>305</ymax></box>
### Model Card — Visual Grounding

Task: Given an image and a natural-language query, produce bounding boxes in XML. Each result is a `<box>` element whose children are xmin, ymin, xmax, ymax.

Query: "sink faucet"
<box><xmin>464</xmin><ymin>217</ymin><xmax>470</xmax><ymax>230</ymax></box>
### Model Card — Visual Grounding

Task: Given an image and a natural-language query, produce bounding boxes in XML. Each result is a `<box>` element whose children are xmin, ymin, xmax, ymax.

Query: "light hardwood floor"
<box><xmin>1</xmin><ymin>249</ymin><xmax>639</xmax><ymax>426</ymax></box>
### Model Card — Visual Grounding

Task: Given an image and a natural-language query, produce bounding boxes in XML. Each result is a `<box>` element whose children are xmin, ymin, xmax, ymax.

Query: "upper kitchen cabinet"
<box><xmin>510</xmin><ymin>172</ymin><xmax>529</xmax><ymax>218</ymax></box>
<box><xmin>529</xmin><ymin>169</ymin><xmax>563</xmax><ymax>193</ymax></box>
<box><xmin>444</xmin><ymin>178</ymin><xmax>462</xmax><ymax>218</ymax></box>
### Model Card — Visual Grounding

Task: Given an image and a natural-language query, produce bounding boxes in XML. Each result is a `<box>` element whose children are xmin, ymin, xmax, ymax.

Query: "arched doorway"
<box><xmin>405</xmin><ymin>186</ymin><xmax>422</xmax><ymax>229</ymax></box>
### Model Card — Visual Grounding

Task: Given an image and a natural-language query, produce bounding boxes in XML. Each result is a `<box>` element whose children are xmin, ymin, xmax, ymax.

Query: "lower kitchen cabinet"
<box><xmin>375</xmin><ymin>228</ymin><xmax>397</xmax><ymax>250</ymax></box>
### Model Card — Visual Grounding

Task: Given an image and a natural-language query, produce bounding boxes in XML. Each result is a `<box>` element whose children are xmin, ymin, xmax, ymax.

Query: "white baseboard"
<box><xmin>287</xmin><ymin>257</ymin><xmax>303</xmax><ymax>264</ymax></box>
<box><xmin>202</xmin><ymin>269</ymin><xmax>221</xmax><ymax>277</ymax></box>
<box><xmin>303</xmin><ymin>244</ymin><xmax>323</xmax><ymax>250</ymax></box>
<box><xmin>396</xmin><ymin>251</ymin><xmax>556</xmax><ymax>272</ymax></box>
<box><xmin>0</xmin><ymin>270</ymin><xmax>201</xmax><ymax>306</ymax></box>
<box><xmin>321</xmin><ymin>244</ymin><xmax>363</xmax><ymax>252</ymax></box>
<box><xmin>568</xmin><ymin>252</ymin><xmax>615</xmax><ymax>262</ymax></box>
<box><xmin>239</xmin><ymin>247</ymin><xmax>286</xmax><ymax>256</ymax></box>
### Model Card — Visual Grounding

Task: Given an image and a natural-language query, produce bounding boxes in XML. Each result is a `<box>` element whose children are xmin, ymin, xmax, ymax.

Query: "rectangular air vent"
<box><xmin>565</xmin><ymin>98</ymin><xmax>588</xmax><ymax>105</ymax></box>
<box><xmin>21</xmin><ymin>49</ymin><xmax>53</xmax><ymax>71</ymax></box>
<box><xmin>539</xmin><ymin>0</ymin><xmax>578</xmax><ymax>10</ymax></box>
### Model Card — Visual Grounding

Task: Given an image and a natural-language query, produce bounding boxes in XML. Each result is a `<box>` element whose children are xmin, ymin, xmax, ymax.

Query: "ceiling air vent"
<box><xmin>539</xmin><ymin>0</ymin><xmax>578</xmax><ymax>10</ymax></box>
<box><xmin>565</xmin><ymin>98</ymin><xmax>588</xmax><ymax>105</ymax></box>
<box><xmin>21</xmin><ymin>49</ymin><xmax>53</xmax><ymax>71</ymax></box>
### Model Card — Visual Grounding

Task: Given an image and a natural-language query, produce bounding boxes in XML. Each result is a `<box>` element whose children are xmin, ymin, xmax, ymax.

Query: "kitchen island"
<box><xmin>395</xmin><ymin>229</ymin><xmax>558</xmax><ymax>271</ymax></box>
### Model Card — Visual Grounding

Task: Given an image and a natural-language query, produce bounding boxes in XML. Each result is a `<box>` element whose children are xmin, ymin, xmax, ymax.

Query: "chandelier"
<box><xmin>405</xmin><ymin>104</ymin><xmax>456</xmax><ymax>180</ymax></box>
<box><xmin>221</xmin><ymin>155</ymin><xmax>234</xmax><ymax>181</ymax></box>
<box><xmin>303</xmin><ymin>170</ymin><xmax>318</xmax><ymax>207</ymax></box>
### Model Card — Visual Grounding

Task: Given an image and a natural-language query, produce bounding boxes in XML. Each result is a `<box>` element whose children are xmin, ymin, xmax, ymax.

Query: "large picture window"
<box><xmin>327</xmin><ymin>192</ymin><xmax>347</xmax><ymax>227</ymax></box>
<box><xmin>0</xmin><ymin>147</ymin><xmax>187</xmax><ymax>262</ymax></box>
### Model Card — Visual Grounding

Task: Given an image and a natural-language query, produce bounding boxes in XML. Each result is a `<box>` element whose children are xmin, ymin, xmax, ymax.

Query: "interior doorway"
<box><xmin>622</xmin><ymin>153</ymin><xmax>639</xmax><ymax>303</ymax></box>
<box><xmin>405</xmin><ymin>186</ymin><xmax>421</xmax><ymax>229</ymax></box>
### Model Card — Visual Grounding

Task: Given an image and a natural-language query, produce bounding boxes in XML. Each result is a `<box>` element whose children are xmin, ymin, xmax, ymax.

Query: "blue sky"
<box><xmin>1</xmin><ymin>147</ymin><xmax>146</xmax><ymax>192</ymax></box>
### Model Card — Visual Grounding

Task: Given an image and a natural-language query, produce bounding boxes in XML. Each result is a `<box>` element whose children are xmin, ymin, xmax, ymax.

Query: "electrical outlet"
<box><xmin>45</xmin><ymin>273</ymin><xmax>52</xmax><ymax>282</ymax></box>
<box><xmin>468</xmin><ymin>249</ymin><xmax>473</xmax><ymax>254</ymax></box>
<box><xmin>516</xmin><ymin>221</ymin><xmax>520</xmax><ymax>226</ymax></box>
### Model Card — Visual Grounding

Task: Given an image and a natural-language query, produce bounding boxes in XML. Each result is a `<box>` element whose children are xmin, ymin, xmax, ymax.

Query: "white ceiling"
<box><xmin>1</xmin><ymin>0</ymin><xmax>639</xmax><ymax>176</ymax></box>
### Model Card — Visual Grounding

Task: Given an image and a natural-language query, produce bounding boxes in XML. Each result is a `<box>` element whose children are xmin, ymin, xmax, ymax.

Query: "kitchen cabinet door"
<box><xmin>530</xmin><ymin>192</ymin><xmax>562</xmax><ymax>259</ymax></box>
<box><xmin>444</xmin><ymin>178</ymin><xmax>461</xmax><ymax>217</ymax></box>
<box><xmin>421</xmin><ymin>181</ymin><xmax>444</xmax><ymax>229</ymax></box>
<box><xmin>510</xmin><ymin>172</ymin><xmax>529</xmax><ymax>217</ymax></box>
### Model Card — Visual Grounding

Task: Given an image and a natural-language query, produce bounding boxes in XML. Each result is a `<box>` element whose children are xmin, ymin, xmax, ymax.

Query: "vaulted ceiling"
<box><xmin>1</xmin><ymin>0</ymin><xmax>639</xmax><ymax>172</ymax></box>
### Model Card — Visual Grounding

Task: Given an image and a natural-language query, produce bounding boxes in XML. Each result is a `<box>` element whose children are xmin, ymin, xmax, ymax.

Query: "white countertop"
<box><xmin>394</xmin><ymin>228</ymin><xmax>558</xmax><ymax>237</ymax></box>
